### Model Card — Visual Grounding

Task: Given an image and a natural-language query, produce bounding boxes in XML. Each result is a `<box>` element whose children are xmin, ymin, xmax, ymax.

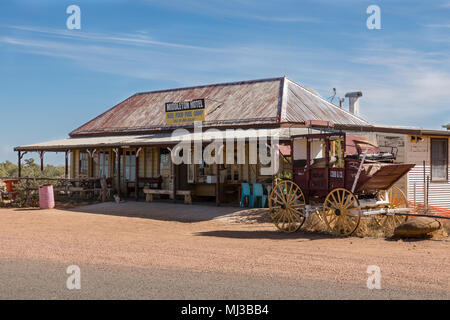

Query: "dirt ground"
<box><xmin>0</xmin><ymin>201</ymin><xmax>449</xmax><ymax>299</ymax></box>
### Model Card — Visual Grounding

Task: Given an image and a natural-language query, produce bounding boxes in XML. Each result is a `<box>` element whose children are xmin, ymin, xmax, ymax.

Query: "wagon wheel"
<box><xmin>269</xmin><ymin>180</ymin><xmax>306</xmax><ymax>233</ymax></box>
<box><xmin>322</xmin><ymin>188</ymin><xmax>361</xmax><ymax>236</ymax></box>
<box><xmin>374</xmin><ymin>186</ymin><xmax>408</xmax><ymax>235</ymax></box>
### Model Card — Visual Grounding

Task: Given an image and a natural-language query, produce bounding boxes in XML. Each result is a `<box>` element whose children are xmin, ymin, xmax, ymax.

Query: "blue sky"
<box><xmin>1</xmin><ymin>0</ymin><xmax>450</xmax><ymax>165</ymax></box>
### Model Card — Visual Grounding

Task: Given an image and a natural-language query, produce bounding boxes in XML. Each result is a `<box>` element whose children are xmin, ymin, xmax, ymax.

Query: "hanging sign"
<box><xmin>165</xmin><ymin>99</ymin><xmax>205</xmax><ymax>125</ymax></box>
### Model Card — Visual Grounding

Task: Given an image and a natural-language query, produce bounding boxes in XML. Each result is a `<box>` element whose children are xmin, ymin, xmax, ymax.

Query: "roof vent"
<box><xmin>345</xmin><ymin>91</ymin><xmax>363</xmax><ymax>116</ymax></box>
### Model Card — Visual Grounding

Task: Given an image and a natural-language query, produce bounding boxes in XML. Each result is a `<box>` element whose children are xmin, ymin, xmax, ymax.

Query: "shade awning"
<box><xmin>14</xmin><ymin>128</ymin><xmax>312</xmax><ymax>152</ymax></box>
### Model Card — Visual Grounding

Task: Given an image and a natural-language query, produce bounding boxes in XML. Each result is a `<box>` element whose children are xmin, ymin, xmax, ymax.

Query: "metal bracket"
<box><xmin>136</xmin><ymin>147</ymin><xmax>142</xmax><ymax>158</ymax></box>
<box><xmin>87</xmin><ymin>149</ymin><xmax>97</xmax><ymax>158</ymax></box>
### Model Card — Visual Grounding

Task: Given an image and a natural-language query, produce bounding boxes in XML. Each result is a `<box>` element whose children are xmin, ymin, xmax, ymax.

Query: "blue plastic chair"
<box><xmin>240</xmin><ymin>182</ymin><xmax>252</xmax><ymax>207</ymax></box>
<box><xmin>252</xmin><ymin>183</ymin><xmax>267</xmax><ymax>208</ymax></box>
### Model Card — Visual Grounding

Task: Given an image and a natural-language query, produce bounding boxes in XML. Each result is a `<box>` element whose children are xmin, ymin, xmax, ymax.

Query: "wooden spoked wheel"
<box><xmin>269</xmin><ymin>180</ymin><xmax>306</xmax><ymax>233</ymax></box>
<box><xmin>374</xmin><ymin>186</ymin><xmax>408</xmax><ymax>234</ymax></box>
<box><xmin>322</xmin><ymin>188</ymin><xmax>362</xmax><ymax>236</ymax></box>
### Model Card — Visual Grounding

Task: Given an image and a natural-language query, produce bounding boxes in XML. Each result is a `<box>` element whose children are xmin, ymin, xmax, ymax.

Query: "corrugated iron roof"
<box><xmin>70</xmin><ymin>77</ymin><xmax>283</xmax><ymax>137</ymax></box>
<box><xmin>281</xmin><ymin>79</ymin><xmax>369</xmax><ymax>126</ymax></box>
<box><xmin>69</xmin><ymin>76</ymin><xmax>370</xmax><ymax>137</ymax></box>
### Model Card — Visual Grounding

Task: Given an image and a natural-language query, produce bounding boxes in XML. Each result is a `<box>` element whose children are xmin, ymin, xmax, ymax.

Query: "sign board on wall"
<box><xmin>160</xmin><ymin>152</ymin><xmax>170</xmax><ymax>177</ymax></box>
<box><xmin>165</xmin><ymin>99</ymin><xmax>205</xmax><ymax>125</ymax></box>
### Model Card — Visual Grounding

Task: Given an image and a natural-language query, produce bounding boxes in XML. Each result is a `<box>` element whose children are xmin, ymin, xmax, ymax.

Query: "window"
<box><xmin>99</xmin><ymin>151</ymin><xmax>110</xmax><ymax>178</ymax></box>
<box><xmin>80</xmin><ymin>152</ymin><xmax>88</xmax><ymax>176</ymax></box>
<box><xmin>431</xmin><ymin>138</ymin><xmax>448</xmax><ymax>181</ymax></box>
<box><xmin>122</xmin><ymin>151</ymin><xmax>136</xmax><ymax>181</ymax></box>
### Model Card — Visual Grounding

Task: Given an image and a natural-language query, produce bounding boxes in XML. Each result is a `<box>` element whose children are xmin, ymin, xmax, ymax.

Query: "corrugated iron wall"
<box><xmin>406</xmin><ymin>136</ymin><xmax>450</xmax><ymax>210</ymax></box>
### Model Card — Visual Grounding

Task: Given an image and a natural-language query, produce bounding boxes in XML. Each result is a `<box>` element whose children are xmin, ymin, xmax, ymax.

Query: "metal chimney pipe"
<box><xmin>345</xmin><ymin>91</ymin><xmax>362</xmax><ymax>116</ymax></box>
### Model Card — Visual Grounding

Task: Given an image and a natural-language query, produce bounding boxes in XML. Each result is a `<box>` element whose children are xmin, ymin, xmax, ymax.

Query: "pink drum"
<box><xmin>39</xmin><ymin>185</ymin><xmax>55</xmax><ymax>209</ymax></box>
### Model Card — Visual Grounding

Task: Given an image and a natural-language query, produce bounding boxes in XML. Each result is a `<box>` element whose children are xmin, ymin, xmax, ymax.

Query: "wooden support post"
<box><xmin>216</xmin><ymin>164</ymin><xmax>220</xmax><ymax>206</ymax></box>
<box><xmin>135</xmin><ymin>147</ymin><xmax>142</xmax><ymax>201</ymax></box>
<box><xmin>90</xmin><ymin>157</ymin><xmax>94</xmax><ymax>178</ymax></box>
<box><xmin>17</xmin><ymin>151</ymin><xmax>21</xmax><ymax>178</ymax></box>
<box><xmin>17</xmin><ymin>151</ymin><xmax>27</xmax><ymax>178</ymax></box>
<box><xmin>39</xmin><ymin>151</ymin><xmax>45</xmax><ymax>172</ymax></box>
<box><xmin>172</xmin><ymin>160</ymin><xmax>177</xmax><ymax>203</ymax></box>
<box><xmin>65</xmin><ymin>150</ymin><xmax>69</xmax><ymax>179</ymax></box>
<box><xmin>87</xmin><ymin>149</ymin><xmax>97</xmax><ymax>178</ymax></box>
<box><xmin>423</xmin><ymin>160</ymin><xmax>426</xmax><ymax>211</ymax></box>
<box><xmin>325</xmin><ymin>137</ymin><xmax>330</xmax><ymax>191</ymax></box>
<box><xmin>114</xmin><ymin>148</ymin><xmax>121</xmax><ymax>198</ymax></box>
<box><xmin>118</xmin><ymin>148</ymin><xmax>121</xmax><ymax>197</ymax></box>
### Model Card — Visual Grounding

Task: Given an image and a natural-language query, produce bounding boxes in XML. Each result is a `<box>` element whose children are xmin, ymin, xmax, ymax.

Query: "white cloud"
<box><xmin>424</xmin><ymin>23</ymin><xmax>450</xmax><ymax>28</ymax></box>
<box><xmin>7</xmin><ymin>25</ymin><xmax>231</xmax><ymax>53</ymax></box>
<box><xmin>326</xmin><ymin>46</ymin><xmax>450</xmax><ymax>128</ymax></box>
<box><xmin>0</xmin><ymin>26</ymin><xmax>296</xmax><ymax>84</ymax></box>
<box><xmin>143</xmin><ymin>0</ymin><xmax>321</xmax><ymax>23</ymax></box>
<box><xmin>2</xmin><ymin>24</ymin><xmax>449</xmax><ymax>130</ymax></box>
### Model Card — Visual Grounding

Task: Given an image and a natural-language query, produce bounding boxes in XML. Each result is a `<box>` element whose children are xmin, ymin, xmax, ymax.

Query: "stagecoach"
<box><xmin>269</xmin><ymin>133</ymin><xmax>415</xmax><ymax>236</ymax></box>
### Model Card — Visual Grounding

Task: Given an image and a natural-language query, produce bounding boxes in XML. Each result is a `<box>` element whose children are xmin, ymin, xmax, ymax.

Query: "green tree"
<box><xmin>0</xmin><ymin>161</ymin><xmax>18</xmax><ymax>177</ymax></box>
<box><xmin>0</xmin><ymin>158</ymin><xmax>64</xmax><ymax>178</ymax></box>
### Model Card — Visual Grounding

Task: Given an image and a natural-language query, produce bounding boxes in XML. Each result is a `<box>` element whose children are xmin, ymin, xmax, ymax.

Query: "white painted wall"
<box><xmin>405</xmin><ymin>136</ymin><xmax>450</xmax><ymax>210</ymax></box>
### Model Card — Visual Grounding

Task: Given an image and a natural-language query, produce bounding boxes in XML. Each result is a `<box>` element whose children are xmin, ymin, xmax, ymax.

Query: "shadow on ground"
<box><xmin>194</xmin><ymin>229</ymin><xmax>337</xmax><ymax>241</ymax></box>
<box><xmin>68</xmin><ymin>201</ymin><xmax>268</xmax><ymax>223</ymax></box>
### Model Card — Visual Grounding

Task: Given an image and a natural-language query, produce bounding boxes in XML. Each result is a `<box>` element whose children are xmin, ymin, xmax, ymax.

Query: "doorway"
<box><xmin>177</xmin><ymin>164</ymin><xmax>189</xmax><ymax>190</ymax></box>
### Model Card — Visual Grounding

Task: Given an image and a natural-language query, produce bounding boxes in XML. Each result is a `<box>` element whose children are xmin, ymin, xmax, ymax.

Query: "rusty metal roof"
<box><xmin>70</xmin><ymin>76</ymin><xmax>370</xmax><ymax>137</ymax></box>
<box><xmin>281</xmin><ymin>79</ymin><xmax>369</xmax><ymax>126</ymax></box>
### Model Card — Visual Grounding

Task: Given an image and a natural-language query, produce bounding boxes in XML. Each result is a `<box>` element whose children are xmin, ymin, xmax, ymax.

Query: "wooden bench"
<box><xmin>127</xmin><ymin>176</ymin><xmax>163</xmax><ymax>198</ymax></box>
<box><xmin>143</xmin><ymin>189</ymin><xmax>192</xmax><ymax>204</ymax></box>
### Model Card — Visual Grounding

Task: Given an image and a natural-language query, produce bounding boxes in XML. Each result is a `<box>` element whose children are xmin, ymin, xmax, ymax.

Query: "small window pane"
<box><xmin>80</xmin><ymin>152</ymin><xmax>88</xmax><ymax>176</ymax></box>
<box><xmin>431</xmin><ymin>139</ymin><xmax>448</xmax><ymax>181</ymax></box>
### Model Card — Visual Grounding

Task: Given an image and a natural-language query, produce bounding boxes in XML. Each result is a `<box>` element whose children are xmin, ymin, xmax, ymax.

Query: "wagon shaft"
<box><xmin>363</xmin><ymin>207</ymin><xmax>412</xmax><ymax>216</ymax></box>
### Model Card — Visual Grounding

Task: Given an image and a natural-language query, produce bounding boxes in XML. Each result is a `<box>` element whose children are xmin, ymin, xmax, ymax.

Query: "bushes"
<box><xmin>14</xmin><ymin>179</ymin><xmax>66</xmax><ymax>207</ymax></box>
<box><xmin>0</xmin><ymin>158</ymin><xmax>65</xmax><ymax>207</ymax></box>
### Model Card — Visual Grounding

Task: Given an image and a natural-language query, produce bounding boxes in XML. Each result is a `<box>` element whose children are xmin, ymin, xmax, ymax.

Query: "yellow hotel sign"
<box><xmin>165</xmin><ymin>99</ymin><xmax>205</xmax><ymax>125</ymax></box>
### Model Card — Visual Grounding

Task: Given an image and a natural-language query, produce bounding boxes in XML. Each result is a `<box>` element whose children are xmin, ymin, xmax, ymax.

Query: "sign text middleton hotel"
<box><xmin>165</xmin><ymin>99</ymin><xmax>205</xmax><ymax>125</ymax></box>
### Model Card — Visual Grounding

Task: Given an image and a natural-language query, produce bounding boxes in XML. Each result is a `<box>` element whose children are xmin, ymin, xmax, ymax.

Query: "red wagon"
<box><xmin>269</xmin><ymin>133</ymin><xmax>415</xmax><ymax>236</ymax></box>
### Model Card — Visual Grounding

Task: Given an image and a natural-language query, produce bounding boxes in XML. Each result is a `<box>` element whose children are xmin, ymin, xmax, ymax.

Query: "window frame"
<box><xmin>430</xmin><ymin>138</ymin><xmax>448</xmax><ymax>182</ymax></box>
<box><xmin>98</xmin><ymin>151</ymin><xmax>110</xmax><ymax>178</ymax></box>
<box><xmin>122</xmin><ymin>150</ymin><xmax>136</xmax><ymax>182</ymax></box>
<box><xmin>79</xmin><ymin>151</ymin><xmax>89</xmax><ymax>177</ymax></box>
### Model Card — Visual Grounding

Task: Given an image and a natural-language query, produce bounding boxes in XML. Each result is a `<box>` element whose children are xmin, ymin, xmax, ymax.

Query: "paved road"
<box><xmin>0</xmin><ymin>259</ymin><xmax>446</xmax><ymax>299</ymax></box>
